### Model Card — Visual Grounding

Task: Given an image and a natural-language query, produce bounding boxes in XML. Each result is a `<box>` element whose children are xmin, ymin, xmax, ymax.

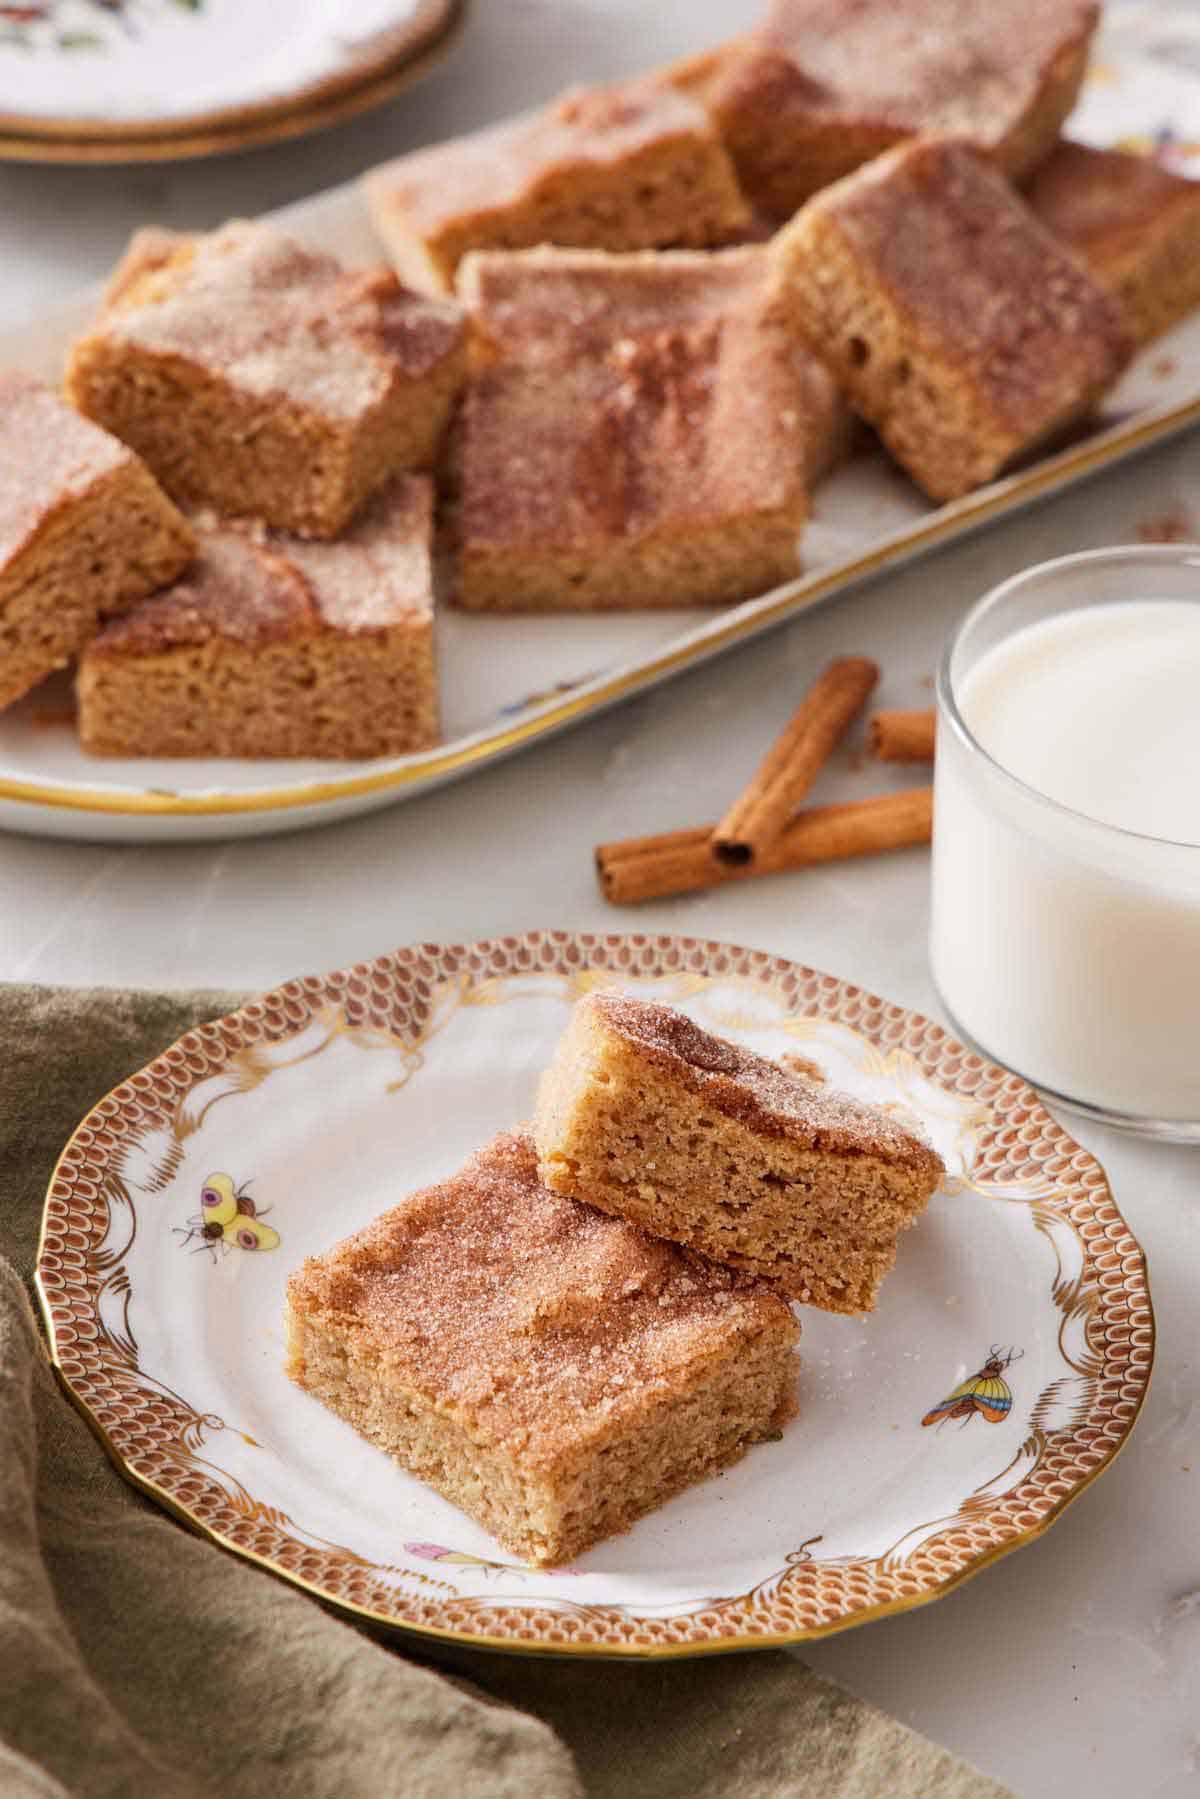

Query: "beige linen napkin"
<box><xmin>0</xmin><ymin>982</ymin><xmax>1015</xmax><ymax>1799</ymax></box>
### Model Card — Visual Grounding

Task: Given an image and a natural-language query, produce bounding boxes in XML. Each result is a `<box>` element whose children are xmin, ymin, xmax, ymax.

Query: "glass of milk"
<box><xmin>930</xmin><ymin>545</ymin><xmax>1200</xmax><ymax>1140</ymax></box>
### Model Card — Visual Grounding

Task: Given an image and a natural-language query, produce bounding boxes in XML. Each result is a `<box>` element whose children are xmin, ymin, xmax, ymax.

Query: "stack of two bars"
<box><xmin>0</xmin><ymin>222</ymin><xmax>469</xmax><ymax>757</ymax></box>
<box><xmin>65</xmin><ymin>223</ymin><xmax>469</xmax><ymax>761</ymax></box>
<box><xmin>286</xmin><ymin>993</ymin><xmax>943</xmax><ymax>1566</ymax></box>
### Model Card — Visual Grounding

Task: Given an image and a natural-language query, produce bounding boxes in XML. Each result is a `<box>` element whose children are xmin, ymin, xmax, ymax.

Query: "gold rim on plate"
<box><xmin>34</xmin><ymin>931</ymin><xmax>1155</xmax><ymax>1657</ymax></box>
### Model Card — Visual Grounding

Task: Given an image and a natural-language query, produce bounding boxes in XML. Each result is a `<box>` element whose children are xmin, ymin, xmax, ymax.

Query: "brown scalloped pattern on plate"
<box><xmin>35</xmin><ymin>930</ymin><xmax>1154</xmax><ymax>1656</ymax></box>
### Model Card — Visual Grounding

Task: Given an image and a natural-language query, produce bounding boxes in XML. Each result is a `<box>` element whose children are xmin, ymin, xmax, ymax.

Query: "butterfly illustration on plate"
<box><xmin>921</xmin><ymin>1346</ymin><xmax>1023</xmax><ymax>1429</ymax></box>
<box><xmin>174</xmin><ymin>1172</ymin><xmax>280</xmax><ymax>1261</ymax></box>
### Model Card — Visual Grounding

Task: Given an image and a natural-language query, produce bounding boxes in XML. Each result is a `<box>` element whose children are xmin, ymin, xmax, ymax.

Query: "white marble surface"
<box><xmin>2</xmin><ymin>5</ymin><xmax>1199</xmax><ymax>1796</ymax></box>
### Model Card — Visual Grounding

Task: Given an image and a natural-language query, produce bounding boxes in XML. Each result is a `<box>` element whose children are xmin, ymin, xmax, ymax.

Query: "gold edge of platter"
<box><xmin>0</xmin><ymin>0</ymin><xmax>464</xmax><ymax>165</ymax></box>
<box><xmin>31</xmin><ymin>933</ymin><xmax>1156</xmax><ymax>1660</ymax></box>
<box><xmin>1</xmin><ymin>390</ymin><xmax>1198</xmax><ymax>818</ymax></box>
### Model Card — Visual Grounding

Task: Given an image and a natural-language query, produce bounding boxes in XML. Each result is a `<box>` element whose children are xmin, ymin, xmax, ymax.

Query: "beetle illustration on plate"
<box><xmin>175</xmin><ymin>1172</ymin><xmax>280</xmax><ymax>1260</ymax></box>
<box><xmin>921</xmin><ymin>1346</ymin><xmax>1023</xmax><ymax>1428</ymax></box>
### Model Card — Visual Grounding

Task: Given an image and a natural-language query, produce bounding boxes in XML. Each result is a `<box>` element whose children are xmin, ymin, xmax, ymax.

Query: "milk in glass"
<box><xmin>932</xmin><ymin>586</ymin><xmax>1200</xmax><ymax>1127</ymax></box>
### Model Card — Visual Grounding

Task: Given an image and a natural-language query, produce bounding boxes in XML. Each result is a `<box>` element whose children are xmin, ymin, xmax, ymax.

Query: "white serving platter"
<box><xmin>1</xmin><ymin>10</ymin><xmax>1199</xmax><ymax>842</ymax></box>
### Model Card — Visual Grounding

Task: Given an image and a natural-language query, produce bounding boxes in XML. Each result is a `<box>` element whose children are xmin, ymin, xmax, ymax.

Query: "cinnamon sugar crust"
<box><xmin>685</xmin><ymin>0</ymin><xmax>1097</xmax><ymax>217</ymax></box>
<box><xmin>66</xmin><ymin>222</ymin><xmax>466</xmax><ymax>538</ymax></box>
<box><xmin>455</xmin><ymin>357</ymin><xmax>805</xmax><ymax>611</ymax></box>
<box><xmin>1025</xmin><ymin>139</ymin><xmax>1200</xmax><ymax>344</ymax></box>
<box><xmin>95</xmin><ymin>222</ymin><xmax>462</xmax><ymax>412</ymax></box>
<box><xmin>460</xmin><ymin>243</ymin><xmax>767</xmax><ymax>361</ymax></box>
<box><xmin>77</xmin><ymin>477</ymin><xmax>438</xmax><ymax>758</ymax></box>
<box><xmin>363</xmin><ymin>79</ymin><xmax>750</xmax><ymax>294</ymax></box>
<box><xmin>388</xmin><ymin>84</ymin><xmax>725</xmax><ymax>230</ymax></box>
<box><xmin>0</xmin><ymin>371</ymin><xmax>194</xmax><ymax>710</ymax></box>
<box><xmin>771</xmin><ymin>137</ymin><xmax>1132</xmax><ymax>503</ymax></box>
<box><xmin>286</xmin><ymin>1130</ymin><xmax>798</xmax><ymax>1565</ymax></box>
<box><xmin>0</xmin><ymin>370</ymin><xmax>127</xmax><ymax>570</ymax></box>
<box><xmin>592</xmin><ymin>994</ymin><xmax>940</xmax><ymax>1169</ymax></box>
<box><xmin>459</xmin><ymin>243</ymin><xmax>852</xmax><ymax>484</ymax></box>
<box><xmin>88</xmin><ymin>531</ymin><xmax>311</xmax><ymax>657</ymax></box>
<box><xmin>454</xmin><ymin>246</ymin><xmax>836</xmax><ymax>610</ymax></box>
<box><xmin>99</xmin><ymin>225</ymin><xmax>196</xmax><ymax>314</ymax></box>
<box><xmin>534</xmin><ymin>993</ymin><xmax>943</xmax><ymax>1312</ymax></box>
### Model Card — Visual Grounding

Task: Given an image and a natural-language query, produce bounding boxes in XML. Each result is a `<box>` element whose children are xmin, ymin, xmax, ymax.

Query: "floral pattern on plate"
<box><xmin>0</xmin><ymin>0</ymin><xmax>442</xmax><ymax>129</ymax></box>
<box><xmin>0</xmin><ymin>1</ymin><xmax>201</xmax><ymax>58</ymax></box>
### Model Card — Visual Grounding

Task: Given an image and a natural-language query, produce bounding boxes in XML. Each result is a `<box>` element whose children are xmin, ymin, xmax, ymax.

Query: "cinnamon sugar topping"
<box><xmin>89</xmin><ymin>531</ymin><xmax>312</xmax><ymax>655</ymax></box>
<box><xmin>0</xmin><ymin>371</ymin><xmax>129</xmax><ymax>568</ymax></box>
<box><xmin>756</xmin><ymin>0</ymin><xmax>1098</xmax><ymax>144</ymax></box>
<box><xmin>462</xmin><ymin>245</ymin><xmax>766</xmax><ymax>363</ymax></box>
<box><xmin>805</xmin><ymin>138</ymin><xmax>1130</xmax><ymax>430</ymax></box>
<box><xmin>90</xmin><ymin>476</ymin><xmax>433</xmax><ymax>655</ymax></box>
<box><xmin>370</xmin><ymin>81</ymin><xmax>725</xmax><ymax>234</ymax></box>
<box><xmin>1025</xmin><ymin>140</ymin><xmax>1197</xmax><ymax>254</ymax></box>
<box><xmin>102</xmin><ymin>222</ymin><xmax>463</xmax><ymax>420</ymax></box>
<box><xmin>591</xmin><ymin>993</ymin><xmax>942</xmax><ymax>1170</ymax></box>
<box><xmin>287</xmin><ymin>1131</ymin><xmax>795</xmax><ymax>1458</ymax></box>
<box><xmin>459</xmin><ymin>247</ymin><xmax>821</xmax><ymax>555</ymax></box>
<box><xmin>278</xmin><ymin>478</ymin><xmax>433</xmax><ymax>631</ymax></box>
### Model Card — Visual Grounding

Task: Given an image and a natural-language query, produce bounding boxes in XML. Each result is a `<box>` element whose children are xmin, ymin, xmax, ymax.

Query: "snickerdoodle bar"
<box><xmin>1025</xmin><ymin>139</ymin><xmax>1200</xmax><ymax>344</ymax></box>
<box><xmin>363</xmin><ymin>78</ymin><xmax>750</xmax><ymax>295</ymax></box>
<box><xmin>674</xmin><ymin>0</ymin><xmax>1097</xmax><ymax>218</ymax></box>
<box><xmin>77</xmin><ymin>476</ymin><xmax>437</xmax><ymax>759</ymax></box>
<box><xmin>454</xmin><ymin>245</ymin><xmax>829</xmax><ymax>610</ymax></box>
<box><xmin>66</xmin><ymin>222</ymin><xmax>466</xmax><ymax>539</ymax></box>
<box><xmin>771</xmin><ymin>137</ymin><xmax>1131</xmax><ymax>502</ymax></box>
<box><xmin>534</xmin><ymin>993</ymin><xmax>944</xmax><ymax>1314</ymax></box>
<box><xmin>285</xmin><ymin>1130</ymin><xmax>798</xmax><ymax>1566</ymax></box>
<box><xmin>0</xmin><ymin>371</ymin><xmax>193</xmax><ymax>711</ymax></box>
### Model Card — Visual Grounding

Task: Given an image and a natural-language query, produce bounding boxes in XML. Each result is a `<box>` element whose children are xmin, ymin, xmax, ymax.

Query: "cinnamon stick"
<box><xmin>712</xmin><ymin>656</ymin><xmax>879</xmax><ymax>865</ymax></box>
<box><xmin>597</xmin><ymin>788</ymin><xmax>933</xmax><ymax>905</ymax></box>
<box><xmin>868</xmin><ymin>707</ymin><xmax>936</xmax><ymax>763</ymax></box>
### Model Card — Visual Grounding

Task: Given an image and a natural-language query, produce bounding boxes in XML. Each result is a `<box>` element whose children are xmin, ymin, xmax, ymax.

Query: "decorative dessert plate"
<box><xmin>0</xmin><ymin>0</ymin><xmax>462</xmax><ymax>162</ymax></box>
<box><xmin>35</xmin><ymin>932</ymin><xmax>1153</xmax><ymax>1657</ymax></box>
<box><xmin>1</xmin><ymin>7</ymin><xmax>1198</xmax><ymax>841</ymax></box>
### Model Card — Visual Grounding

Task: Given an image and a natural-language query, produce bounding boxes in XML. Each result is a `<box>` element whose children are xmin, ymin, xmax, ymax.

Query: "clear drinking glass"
<box><xmin>930</xmin><ymin>545</ymin><xmax>1200</xmax><ymax>1141</ymax></box>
